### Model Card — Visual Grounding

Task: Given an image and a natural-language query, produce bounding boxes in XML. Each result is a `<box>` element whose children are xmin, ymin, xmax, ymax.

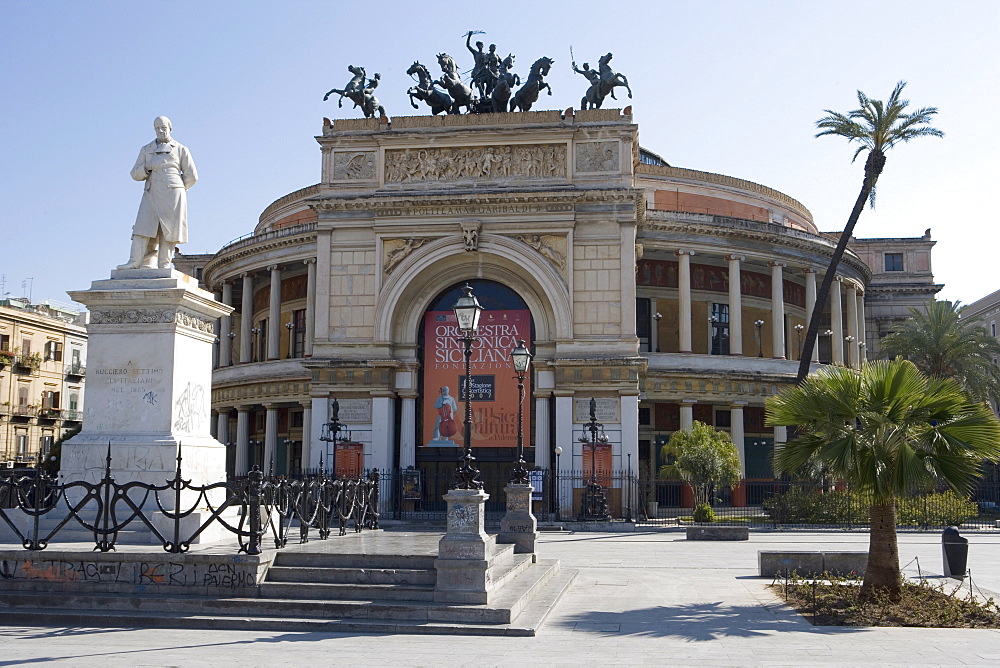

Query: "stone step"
<box><xmin>272</xmin><ymin>552</ymin><xmax>438</xmax><ymax>570</ymax></box>
<box><xmin>266</xmin><ymin>565</ymin><xmax>436</xmax><ymax>586</ymax></box>
<box><xmin>0</xmin><ymin>607</ymin><xmax>537</xmax><ymax>637</ymax></box>
<box><xmin>0</xmin><ymin>561</ymin><xmax>578</xmax><ymax>635</ymax></box>
<box><xmin>259</xmin><ymin>581</ymin><xmax>436</xmax><ymax>601</ymax></box>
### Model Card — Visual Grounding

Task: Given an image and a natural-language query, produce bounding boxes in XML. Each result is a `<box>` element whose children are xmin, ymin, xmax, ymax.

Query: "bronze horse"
<box><xmin>510</xmin><ymin>56</ymin><xmax>554</xmax><ymax>112</ymax></box>
<box><xmin>436</xmin><ymin>52</ymin><xmax>477</xmax><ymax>114</ymax></box>
<box><xmin>407</xmin><ymin>61</ymin><xmax>454</xmax><ymax>116</ymax></box>
<box><xmin>490</xmin><ymin>54</ymin><xmax>519</xmax><ymax>114</ymax></box>
<box><xmin>580</xmin><ymin>52</ymin><xmax>632</xmax><ymax>110</ymax></box>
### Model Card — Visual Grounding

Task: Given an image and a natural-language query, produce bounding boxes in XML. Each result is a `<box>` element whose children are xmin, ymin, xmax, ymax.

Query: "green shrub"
<box><xmin>762</xmin><ymin>487</ymin><xmax>978</xmax><ymax>526</ymax></box>
<box><xmin>897</xmin><ymin>491</ymin><xmax>978</xmax><ymax>527</ymax></box>
<box><xmin>692</xmin><ymin>503</ymin><xmax>715</xmax><ymax>523</ymax></box>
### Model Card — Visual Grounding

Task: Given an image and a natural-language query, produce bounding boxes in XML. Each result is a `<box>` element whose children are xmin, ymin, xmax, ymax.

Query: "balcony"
<box><xmin>11</xmin><ymin>405</ymin><xmax>38</xmax><ymax>418</ymax></box>
<box><xmin>63</xmin><ymin>409</ymin><xmax>82</xmax><ymax>422</ymax></box>
<box><xmin>38</xmin><ymin>408</ymin><xmax>62</xmax><ymax>421</ymax></box>
<box><xmin>65</xmin><ymin>364</ymin><xmax>86</xmax><ymax>378</ymax></box>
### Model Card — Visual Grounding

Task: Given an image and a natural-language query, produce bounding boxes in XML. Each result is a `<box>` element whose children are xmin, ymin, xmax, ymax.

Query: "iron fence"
<box><xmin>0</xmin><ymin>446</ymin><xmax>379</xmax><ymax>554</ymax></box>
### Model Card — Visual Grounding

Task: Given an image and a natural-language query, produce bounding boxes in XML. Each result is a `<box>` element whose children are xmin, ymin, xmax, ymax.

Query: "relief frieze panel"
<box><xmin>385</xmin><ymin>144</ymin><xmax>566</xmax><ymax>184</ymax></box>
<box><xmin>90</xmin><ymin>309</ymin><xmax>215</xmax><ymax>334</ymax></box>
<box><xmin>575</xmin><ymin>141</ymin><xmax>620</xmax><ymax>172</ymax></box>
<box><xmin>514</xmin><ymin>234</ymin><xmax>567</xmax><ymax>272</ymax></box>
<box><xmin>333</xmin><ymin>151</ymin><xmax>377</xmax><ymax>180</ymax></box>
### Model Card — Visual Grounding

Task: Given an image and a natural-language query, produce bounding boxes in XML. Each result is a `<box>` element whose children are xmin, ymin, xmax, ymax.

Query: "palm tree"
<box><xmin>768</xmin><ymin>359</ymin><xmax>1000</xmax><ymax>600</ymax></box>
<box><xmin>796</xmin><ymin>82</ymin><xmax>943</xmax><ymax>384</ymax></box>
<box><xmin>879</xmin><ymin>299</ymin><xmax>1000</xmax><ymax>405</ymax></box>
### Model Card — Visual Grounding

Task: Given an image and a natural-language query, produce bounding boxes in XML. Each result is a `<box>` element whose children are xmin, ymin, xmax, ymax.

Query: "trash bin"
<box><xmin>942</xmin><ymin>526</ymin><xmax>968</xmax><ymax>578</ymax></box>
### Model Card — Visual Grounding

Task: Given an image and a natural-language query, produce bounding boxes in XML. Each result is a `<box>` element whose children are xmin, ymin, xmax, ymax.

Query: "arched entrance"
<box><xmin>415</xmin><ymin>279</ymin><xmax>535</xmax><ymax>514</ymax></box>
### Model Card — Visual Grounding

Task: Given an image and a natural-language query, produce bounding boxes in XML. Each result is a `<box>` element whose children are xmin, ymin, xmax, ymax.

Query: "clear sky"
<box><xmin>2</xmin><ymin>0</ymin><xmax>997</xmax><ymax>309</ymax></box>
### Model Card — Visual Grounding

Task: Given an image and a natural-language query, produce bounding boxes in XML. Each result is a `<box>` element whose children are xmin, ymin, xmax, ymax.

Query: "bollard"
<box><xmin>942</xmin><ymin>526</ymin><xmax>969</xmax><ymax>578</ymax></box>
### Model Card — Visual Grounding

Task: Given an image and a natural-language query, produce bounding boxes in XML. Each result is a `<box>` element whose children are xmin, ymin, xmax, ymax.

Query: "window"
<box><xmin>41</xmin><ymin>391</ymin><xmax>59</xmax><ymax>410</ymax></box>
<box><xmin>291</xmin><ymin>411</ymin><xmax>304</xmax><ymax>428</ymax></box>
<box><xmin>69</xmin><ymin>393</ymin><xmax>79</xmax><ymax>410</ymax></box>
<box><xmin>635</xmin><ymin>298</ymin><xmax>652</xmax><ymax>351</ymax></box>
<box><xmin>0</xmin><ymin>334</ymin><xmax>9</xmax><ymax>351</ymax></box>
<box><xmin>292</xmin><ymin>309</ymin><xmax>306</xmax><ymax>358</ymax></box>
<box><xmin>884</xmin><ymin>253</ymin><xmax>904</xmax><ymax>271</ymax></box>
<box><xmin>992</xmin><ymin>322</ymin><xmax>996</xmax><ymax>338</ymax></box>
<box><xmin>638</xmin><ymin>407</ymin><xmax>651</xmax><ymax>426</ymax></box>
<box><xmin>40</xmin><ymin>435</ymin><xmax>53</xmax><ymax>456</ymax></box>
<box><xmin>715</xmin><ymin>409</ymin><xmax>732</xmax><ymax>428</ymax></box>
<box><xmin>17</xmin><ymin>386</ymin><xmax>29</xmax><ymax>409</ymax></box>
<box><xmin>21</xmin><ymin>339</ymin><xmax>31</xmax><ymax>356</ymax></box>
<box><xmin>45</xmin><ymin>341</ymin><xmax>62</xmax><ymax>362</ymax></box>
<box><xmin>710</xmin><ymin>303</ymin><xmax>730</xmax><ymax>355</ymax></box>
<box><xmin>16</xmin><ymin>433</ymin><xmax>27</xmax><ymax>456</ymax></box>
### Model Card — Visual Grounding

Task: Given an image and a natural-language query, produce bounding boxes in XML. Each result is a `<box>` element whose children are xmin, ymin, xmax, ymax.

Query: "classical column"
<box><xmin>730</xmin><ymin>402</ymin><xmax>747</xmax><ymax>477</ymax></box>
<box><xmin>304</xmin><ymin>258</ymin><xmax>317</xmax><ymax>357</ymax></box>
<box><xmin>554</xmin><ymin>394</ymin><xmax>573</xmax><ymax>513</ymax></box>
<box><xmin>680</xmin><ymin>399</ymin><xmax>696</xmax><ymax>431</ymax></box>
<box><xmin>677</xmin><ymin>250</ymin><xmax>694</xmax><ymax>353</ymax></box>
<box><xmin>220</xmin><ymin>281</ymin><xmax>233</xmax><ymax>367</ymax></box>
<box><xmin>846</xmin><ymin>282</ymin><xmax>859</xmax><ymax>368</ymax></box>
<box><xmin>371</xmin><ymin>396</ymin><xmax>395</xmax><ymax>472</ymax></box>
<box><xmin>267</xmin><ymin>265</ymin><xmax>281</xmax><ymax>361</ymax></box>
<box><xmin>235</xmin><ymin>406</ymin><xmax>251</xmax><ymax>475</ymax></box>
<box><xmin>770</xmin><ymin>261</ymin><xmax>787</xmax><ymax>359</ymax></box>
<box><xmin>831</xmin><ymin>277</ymin><xmax>844</xmax><ymax>365</ymax></box>
<box><xmin>216</xmin><ymin>409</ymin><xmax>229</xmax><ymax>446</ymax></box>
<box><xmin>399</xmin><ymin>394</ymin><xmax>417</xmax><ymax>469</ymax></box>
<box><xmin>804</xmin><ymin>268</ymin><xmax>819</xmax><ymax>362</ymax></box>
<box><xmin>240</xmin><ymin>273</ymin><xmax>254</xmax><ymax>363</ymax></box>
<box><xmin>534</xmin><ymin>393</ymin><xmax>551</xmax><ymax>469</ymax></box>
<box><xmin>264</xmin><ymin>404</ymin><xmax>279</xmax><ymax>473</ymax></box>
<box><xmin>726</xmin><ymin>255</ymin><xmax>744</xmax><ymax>355</ymax></box>
<box><xmin>300</xmin><ymin>401</ymin><xmax>312</xmax><ymax>472</ymax></box>
<box><xmin>857</xmin><ymin>290</ymin><xmax>868</xmax><ymax>363</ymax></box>
<box><xmin>311</xmin><ymin>396</ymin><xmax>329</xmax><ymax>470</ymax></box>
<box><xmin>774</xmin><ymin>426</ymin><xmax>787</xmax><ymax>446</ymax></box>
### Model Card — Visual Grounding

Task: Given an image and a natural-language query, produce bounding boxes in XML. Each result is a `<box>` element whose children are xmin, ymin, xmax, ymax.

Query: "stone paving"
<box><xmin>3</xmin><ymin>529</ymin><xmax>1000</xmax><ymax>665</ymax></box>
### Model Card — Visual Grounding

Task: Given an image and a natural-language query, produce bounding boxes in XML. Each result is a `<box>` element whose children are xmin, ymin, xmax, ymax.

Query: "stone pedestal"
<box><xmin>434</xmin><ymin>488</ymin><xmax>492</xmax><ymax>603</ymax></box>
<box><xmin>498</xmin><ymin>483</ymin><xmax>538</xmax><ymax>554</ymax></box>
<box><xmin>61</xmin><ymin>269</ymin><xmax>233</xmax><ymax>512</ymax></box>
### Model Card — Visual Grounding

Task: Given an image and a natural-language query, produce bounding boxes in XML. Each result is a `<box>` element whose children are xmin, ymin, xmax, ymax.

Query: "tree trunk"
<box><xmin>795</xmin><ymin>151</ymin><xmax>885</xmax><ymax>384</ymax></box>
<box><xmin>861</xmin><ymin>500</ymin><xmax>902</xmax><ymax>601</ymax></box>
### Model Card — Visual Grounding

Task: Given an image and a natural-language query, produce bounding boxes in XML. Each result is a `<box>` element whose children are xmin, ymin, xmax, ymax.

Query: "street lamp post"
<box><xmin>319</xmin><ymin>399</ymin><xmax>347</xmax><ymax>478</ymax></box>
<box><xmin>285</xmin><ymin>320</ymin><xmax>295</xmax><ymax>358</ymax></box>
<box><xmin>754</xmin><ymin>319</ymin><xmax>765</xmax><ymax>357</ymax></box>
<box><xmin>451</xmin><ymin>284</ymin><xmax>484</xmax><ymax>490</ymax></box>
<box><xmin>509</xmin><ymin>339</ymin><xmax>533</xmax><ymax>484</ymax></box>
<box><xmin>553</xmin><ymin>445</ymin><xmax>563</xmax><ymax>520</ymax></box>
<box><xmin>844</xmin><ymin>335</ymin><xmax>855</xmax><ymax>368</ymax></box>
<box><xmin>652</xmin><ymin>312</ymin><xmax>663</xmax><ymax>352</ymax></box>
<box><xmin>581</xmin><ymin>397</ymin><xmax>611</xmax><ymax>521</ymax></box>
<box><xmin>227</xmin><ymin>330</ymin><xmax>236</xmax><ymax>366</ymax></box>
<box><xmin>794</xmin><ymin>323</ymin><xmax>805</xmax><ymax>359</ymax></box>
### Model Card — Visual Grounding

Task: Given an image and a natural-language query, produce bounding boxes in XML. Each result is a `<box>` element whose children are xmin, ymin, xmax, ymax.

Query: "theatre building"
<box><xmin>190</xmin><ymin>109</ymin><xmax>897</xmax><ymax>508</ymax></box>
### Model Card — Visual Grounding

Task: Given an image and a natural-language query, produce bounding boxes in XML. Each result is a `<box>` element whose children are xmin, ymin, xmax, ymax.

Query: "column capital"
<box><xmin>303</xmin><ymin>258</ymin><xmax>317</xmax><ymax>266</ymax></box>
<box><xmin>680</xmin><ymin>398</ymin><xmax>698</xmax><ymax>405</ymax></box>
<box><xmin>300</xmin><ymin>400</ymin><xmax>313</xmax><ymax>409</ymax></box>
<box><xmin>675</xmin><ymin>249</ymin><xmax>695</xmax><ymax>257</ymax></box>
<box><xmin>729</xmin><ymin>401</ymin><xmax>748</xmax><ymax>408</ymax></box>
<box><xmin>236</xmin><ymin>405</ymin><xmax>254</xmax><ymax>413</ymax></box>
<box><xmin>267</xmin><ymin>264</ymin><xmax>281</xmax><ymax>273</ymax></box>
<box><xmin>725</xmin><ymin>254</ymin><xmax>745</xmax><ymax>262</ymax></box>
<box><xmin>802</xmin><ymin>267</ymin><xmax>818</xmax><ymax>274</ymax></box>
<box><xmin>844</xmin><ymin>281</ymin><xmax>859</xmax><ymax>293</ymax></box>
<box><xmin>833</xmin><ymin>275</ymin><xmax>844</xmax><ymax>283</ymax></box>
<box><xmin>768</xmin><ymin>261</ymin><xmax>787</xmax><ymax>269</ymax></box>
<box><xmin>240</xmin><ymin>271</ymin><xmax>252</xmax><ymax>280</ymax></box>
<box><xmin>263</xmin><ymin>403</ymin><xmax>282</xmax><ymax>411</ymax></box>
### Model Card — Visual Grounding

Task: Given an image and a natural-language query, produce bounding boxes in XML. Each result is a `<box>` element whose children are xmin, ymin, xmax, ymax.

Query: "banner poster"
<box><xmin>422</xmin><ymin>309</ymin><xmax>531</xmax><ymax>447</ymax></box>
<box><xmin>581</xmin><ymin>442</ymin><xmax>613</xmax><ymax>487</ymax></box>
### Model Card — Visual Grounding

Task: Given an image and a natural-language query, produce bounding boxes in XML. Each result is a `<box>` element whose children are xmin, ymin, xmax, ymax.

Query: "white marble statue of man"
<box><xmin>119</xmin><ymin>116</ymin><xmax>198</xmax><ymax>269</ymax></box>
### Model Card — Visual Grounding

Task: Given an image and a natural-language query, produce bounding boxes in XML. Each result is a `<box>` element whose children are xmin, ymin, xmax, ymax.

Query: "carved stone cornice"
<box><xmin>641</xmin><ymin>210</ymin><xmax>870</xmax><ymax>279</ymax></box>
<box><xmin>89</xmin><ymin>308</ymin><xmax>215</xmax><ymax>334</ymax></box>
<box><xmin>203</xmin><ymin>227</ymin><xmax>318</xmax><ymax>285</ymax></box>
<box><xmin>307</xmin><ymin>189</ymin><xmax>644</xmax><ymax>220</ymax></box>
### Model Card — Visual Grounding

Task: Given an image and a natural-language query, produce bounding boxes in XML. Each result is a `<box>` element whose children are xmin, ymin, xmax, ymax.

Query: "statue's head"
<box><xmin>489</xmin><ymin>44</ymin><xmax>496</xmax><ymax>52</ymax></box>
<box><xmin>582</xmin><ymin>63</ymin><xmax>590</xmax><ymax>70</ymax></box>
<box><xmin>153</xmin><ymin>116</ymin><xmax>172</xmax><ymax>143</ymax></box>
<box><xmin>476</xmin><ymin>41</ymin><xmax>484</xmax><ymax>49</ymax></box>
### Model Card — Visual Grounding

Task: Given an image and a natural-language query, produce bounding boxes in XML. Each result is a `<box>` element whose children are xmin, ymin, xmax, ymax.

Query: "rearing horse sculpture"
<box><xmin>436</xmin><ymin>52</ymin><xmax>477</xmax><ymax>115</ymax></box>
<box><xmin>406</xmin><ymin>61</ymin><xmax>454</xmax><ymax>116</ymax></box>
<box><xmin>510</xmin><ymin>56</ymin><xmax>554</xmax><ymax>112</ymax></box>
<box><xmin>323</xmin><ymin>65</ymin><xmax>386</xmax><ymax>118</ymax></box>
<box><xmin>580</xmin><ymin>52</ymin><xmax>632</xmax><ymax>110</ymax></box>
<box><xmin>490</xmin><ymin>54</ymin><xmax>519</xmax><ymax>114</ymax></box>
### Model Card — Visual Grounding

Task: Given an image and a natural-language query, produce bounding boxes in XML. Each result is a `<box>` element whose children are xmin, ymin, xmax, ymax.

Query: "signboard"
<box><xmin>573</xmin><ymin>397</ymin><xmax>620</xmax><ymax>423</ymax></box>
<box><xmin>334</xmin><ymin>442</ymin><xmax>364</xmax><ymax>479</ymax></box>
<box><xmin>422</xmin><ymin>309</ymin><xmax>531</xmax><ymax>447</ymax></box>
<box><xmin>336</xmin><ymin>399</ymin><xmax>372</xmax><ymax>424</ymax></box>
<box><xmin>402</xmin><ymin>468</ymin><xmax>422</xmax><ymax>500</ymax></box>
<box><xmin>528</xmin><ymin>469</ymin><xmax>544</xmax><ymax>501</ymax></box>
<box><xmin>581</xmin><ymin>442</ymin><xmax>613</xmax><ymax>487</ymax></box>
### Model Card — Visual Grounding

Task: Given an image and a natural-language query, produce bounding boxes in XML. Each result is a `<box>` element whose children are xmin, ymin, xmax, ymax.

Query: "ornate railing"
<box><xmin>0</xmin><ymin>446</ymin><xmax>379</xmax><ymax>554</ymax></box>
